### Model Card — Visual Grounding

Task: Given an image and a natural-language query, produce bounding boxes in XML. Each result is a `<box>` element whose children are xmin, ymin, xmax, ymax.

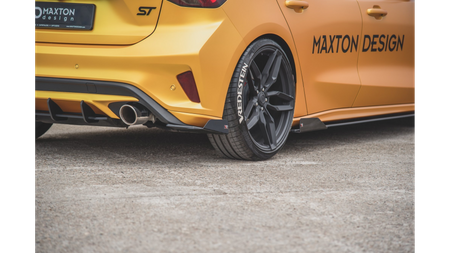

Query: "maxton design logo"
<box><xmin>35</xmin><ymin>6</ymin><xmax>76</xmax><ymax>22</ymax></box>
<box><xmin>312</xmin><ymin>34</ymin><xmax>405</xmax><ymax>54</ymax></box>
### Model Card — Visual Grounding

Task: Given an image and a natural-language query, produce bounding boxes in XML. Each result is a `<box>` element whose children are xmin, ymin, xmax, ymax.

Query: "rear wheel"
<box><xmin>208</xmin><ymin>39</ymin><xmax>295</xmax><ymax>160</ymax></box>
<box><xmin>36</xmin><ymin>122</ymin><xmax>53</xmax><ymax>139</ymax></box>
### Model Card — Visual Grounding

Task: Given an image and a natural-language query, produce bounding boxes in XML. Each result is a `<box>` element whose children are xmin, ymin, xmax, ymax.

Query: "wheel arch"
<box><xmin>240</xmin><ymin>34</ymin><xmax>307</xmax><ymax>119</ymax></box>
<box><xmin>216</xmin><ymin>32</ymin><xmax>307</xmax><ymax>122</ymax></box>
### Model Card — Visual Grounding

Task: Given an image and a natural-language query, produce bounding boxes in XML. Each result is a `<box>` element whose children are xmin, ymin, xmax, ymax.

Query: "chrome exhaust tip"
<box><xmin>119</xmin><ymin>104</ymin><xmax>154</xmax><ymax>126</ymax></box>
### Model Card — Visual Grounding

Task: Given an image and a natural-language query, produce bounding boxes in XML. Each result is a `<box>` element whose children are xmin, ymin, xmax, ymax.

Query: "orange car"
<box><xmin>35</xmin><ymin>0</ymin><xmax>414</xmax><ymax>160</ymax></box>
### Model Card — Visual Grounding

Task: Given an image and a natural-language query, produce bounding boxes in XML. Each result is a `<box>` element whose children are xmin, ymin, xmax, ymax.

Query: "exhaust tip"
<box><xmin>119</xmin><ymin>104</ymin><xmax>153</xmax><ymax>126</ymax></box>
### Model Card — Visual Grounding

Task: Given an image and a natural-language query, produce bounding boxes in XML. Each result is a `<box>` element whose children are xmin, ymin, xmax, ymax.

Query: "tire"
<box><xmin>208</xmin><ymin>39</ymin><xmax>295</xmax><ymax>160</ymax></box>
<box><xmin>36</xmin><ymin>122</ymin><xmax>53</xmax><ymax>139</ymax></box>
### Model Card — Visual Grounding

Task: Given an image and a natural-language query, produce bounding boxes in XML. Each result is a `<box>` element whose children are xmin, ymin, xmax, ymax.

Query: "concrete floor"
<box><xmin>35</xmin><ymin>118</ymin><xmax>414</xmax><ymax>252</ymax></box>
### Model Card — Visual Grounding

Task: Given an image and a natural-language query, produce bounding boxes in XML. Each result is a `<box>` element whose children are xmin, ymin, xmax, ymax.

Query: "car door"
<box><xmin>352</xmin><ymin>0</ymin><xmax>414</xmax><ymax>107</ymax></box>
<box><xmin>276</xmin><ymin>0</ymin><xmax>362</xmax><ymax>114</ymax></box>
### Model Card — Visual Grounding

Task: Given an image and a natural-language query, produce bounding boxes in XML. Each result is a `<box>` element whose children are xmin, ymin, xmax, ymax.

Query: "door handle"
<box><xmin>285</xmin><ymin>1</ymin><xmax>309</xmax><ymax>13</ymax></box>
<box><xmin>367</xmin><ymin>7</ymin><xmax>388</xmax><ymax>20</ymax></box>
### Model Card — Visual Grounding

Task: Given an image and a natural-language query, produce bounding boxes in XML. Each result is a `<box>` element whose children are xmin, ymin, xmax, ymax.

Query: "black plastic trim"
<box><xmin>36</xmin><ymin>77</ymin><xmax>183</xmax><ymax>125</ymax></box>
<box><xmin>81</xmin><ymin>100</ymin><xmax>99</xmax><ymax>123</ymax></box>
<box><xmin>166</xmin><ymin>119</ymin><xmax>229</xmax><ymax>134</ymax></box>
<box><xmin>291</xmin><ymin>112</ymin><xmax>414</xmax><ymax>133</ymax></box>
<box><xmin>167</xmin><ymin>0</ymin><xmax>226</xmax><ymax>9</ymax></box>
<box><xmin>291</xmin><ymin>118</ymin><xmax>327</xmax><ymax>133</ymax></box>
<box><xmin>47</xmin><ymin>98</ymin><xmax>67</xmax><ymax>121</ymax></box>
<box><xmin>325</xmin><ymin>113</ymin><xmax>414</xmax><ymax>128</ymax></box>
<box><xmin>36</xmin><ymin>77</ymin><xmax>229</xmax><ymax>134</ymax></box>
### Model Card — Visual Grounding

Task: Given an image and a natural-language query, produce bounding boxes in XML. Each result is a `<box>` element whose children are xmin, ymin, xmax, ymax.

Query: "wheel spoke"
<box><xmin>258</xmin><ymin>110</ymin><xmax>270</xmax><ymax>145</ymax></box>
<box><xmin>246</xmin><ymin>107</ymin><xmax>260</xmax><ymax>130</ymax></box>
<box><xmin>264</xmin><ymin>109</ymin><xmax>277</xmax><ymax>149</ymax></box>
<box><xmin>266</xmin><ymin>103</ymin><xmax>294</xmax><ymax>112</ymax></box>
<box><xmin>258</xmin><ymin>109</ymin><xmax>276</xmax><ymax>149</ymax></box>
<box><xmin>244</xmin><ymin>97</ymin><xmax>257</xmax><ymax>119</ymax></box>
<box><xmin>266</xmin><ymin>91</ymin><xmax>294</xmax><ymax>101</ymax></box>
<box><xmin>264</xmin><ymin>54</ymin><xmax>282</xmax><ymax>90</ymax></box>
<box><xmin>250</xmin><ymin>61</ymin><xmax>262</xmax><ymax>90</ymax></box>
<box><xmin>248</xmin><ymin>69</ymin><xmax>259</xmax><ymax>95</ymax></box>
<box><xmin>261</xmin><ymin>50</ymin><xmax>278</xmax><ymax>89</ymax></box>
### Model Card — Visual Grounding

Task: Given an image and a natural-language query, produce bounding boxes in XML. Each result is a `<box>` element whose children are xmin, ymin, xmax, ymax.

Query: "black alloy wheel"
<box><xmin>208</xmin><ymin>39</ymin><xmax>295</xmax><ymax>160</ymax></box>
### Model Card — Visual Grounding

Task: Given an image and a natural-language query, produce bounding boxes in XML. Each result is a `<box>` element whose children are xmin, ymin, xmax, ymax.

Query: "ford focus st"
<box><xmin>35</xmin><ymin>0</ymin><xmax>415</xmax><ymax>160</ymax></box>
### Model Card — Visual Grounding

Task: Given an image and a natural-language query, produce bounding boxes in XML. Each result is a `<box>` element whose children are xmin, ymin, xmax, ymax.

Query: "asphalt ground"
<box><xmin>35</xmin><ymin>118</ymin><xmax>414</xmax><ymax>253</ymax></box>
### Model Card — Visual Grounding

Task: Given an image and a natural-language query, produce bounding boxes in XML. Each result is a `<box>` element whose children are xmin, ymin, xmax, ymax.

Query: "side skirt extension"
<box><xmin>291</xmin><ymin>113</ymin><xmax>414</xmax><ymax>133</ymax></box>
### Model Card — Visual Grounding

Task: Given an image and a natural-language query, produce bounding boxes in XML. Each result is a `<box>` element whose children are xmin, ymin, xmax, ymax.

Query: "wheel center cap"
<box><xmin>258</xmin><ymin>92</ymin><xmax>266</xmax><ymax>104</ymax></box>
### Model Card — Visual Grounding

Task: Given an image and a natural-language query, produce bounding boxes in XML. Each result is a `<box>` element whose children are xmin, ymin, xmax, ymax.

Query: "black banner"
<box><xmin>35</xmin><ymin>2</ymin><xmax>96</xmax><ymax>30</ymax></box>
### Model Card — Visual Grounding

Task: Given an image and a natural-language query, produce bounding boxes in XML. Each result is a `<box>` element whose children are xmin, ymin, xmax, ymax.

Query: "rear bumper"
<box><xmin>35</xmin><ymin>77</ymin><xmax>229</xmax><ymax>134</ymax></box>
<box><xmin>35</xmin><ymin>2</ymin><xmax>245</xmax><ymax>128</ymax></box>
